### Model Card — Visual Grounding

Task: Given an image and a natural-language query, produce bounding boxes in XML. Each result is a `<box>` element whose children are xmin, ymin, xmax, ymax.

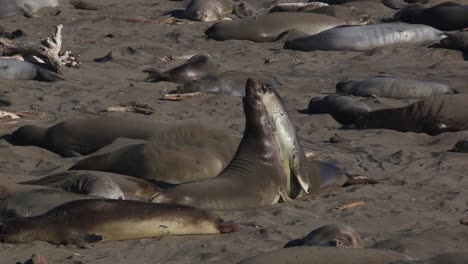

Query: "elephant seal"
<box><xmin>284</xmin><ymin>23</ymin><xmax>445</xmax><ymax>51</ymax></box>
<box><xmin>16</xmin><ymin>0</ymin><xmax>58</xmax><ymax>14</ymax></box>
<box><xmin>237</xmin><ymin>247</ymin><xmax>413</xmax><ymax>264</ymax></box>
<box><xmin>336</xmin><ymin>77</ymin><xmax>456</xmax><ymax>99</ymax></box>
<box><xmin>0</xmin><ymin>184</ymin><xmax>92</xmax><ymax>221</ymax></box>
<box><xmin>143</xmin><ymin>54</ymin><xmax>220</xmax><ymax>84</ymax></box>
<box><xmin>20</xmin><ymin>172</ymin><xmax>125</xmax><ymax>200</ymax></box>
<box><xmin>0</xmin><ymin>58</ymin><xmax>63</xmax><ymax>82</ymax></box>
<box><xmin>150</xmin><ymin>79</ymin><xmax>314</xmax><ymax>211</ymax></box>
<box><xmin>451</xmin><ymin>139</ymin><xmax>468</xmax><ymax>153</ymax></box>
<box><xmin>440</xmin><ymin>31</ymin><xmax>468</xmax><ymax>51</ymax></box>
<box><xmin>0</xmin><ymin>0</ymin><xmax>23</xmax><ymax>18</ymax></box>
<box><xmin>268</xmin><ymin>2</ymin><xmax>329</xmax><ymax>13</ymax></box>
<box><xmin>20</xmin><ymin>170</ymin><xmax>161</xmax><ymax>201</ymax></box>
<box><xmin>184</xmin><ymin>0</ymin><xmax>233</xmax><ymax>22</ymax></box>
<box><xmin>70</xmin><ymin>123</ymin><xmax>241</xmax><ymax>184</ymax></box>
<box><xmin>205</xmin><ymin>13</ymin><xmax>346</xmax><ymax>42</ymax></box>
<box><xmin>306</xmin><ymin>5</ymin><xmax>374</xmax><ymax>25</ymax></box>
<box><xmin>302</xmin><ymin>224</ymin><xmax>364</xmax><ymax>248</ymax></box>
<box><xmin>0</xmin><ymin>199</ymin><xmax>238</xmax><ymax>244</ymax></box>
<box><xmin>356</xmin><ymin>94</ymin><xmax>468</xmax><ymax>135</ymax></box>
<box><xmin>395</xmin><ymin>2</ymin><xmax>468</xmax><ymax>31</ymax></box>
<box><xmin>302</xmin><ymin>95</ymin><xmax>370</xmax><ymax>127</ymax></box>
<box><xmin>177</xmin><ymin>70</ymin><xmax>280</xmax><ymax>97</ymax></box>
<box><xmin>6</xmin><ymin>117</ymin><xmax>160</xmax><ymax>157</ymax></box>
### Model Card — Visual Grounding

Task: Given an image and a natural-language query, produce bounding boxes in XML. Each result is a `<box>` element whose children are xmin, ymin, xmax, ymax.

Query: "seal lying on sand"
<box><xmin>284</xmin><ymin>23</ymin><xmax>445</xmax><ymax>51</ymax></box>
<box><xmin>394</xmin><ymin>2</ymin><xmax>468</xmax><ymax>31</ymax></box>
<box><xmin>16</xmin><ymin>0</ymin><xmax>58</xmax><ymax>14</ymax></box>
<box><xmin>0</xmin><ymin>0</ymin><xmax>25</xmax><ymax>18</ymax></box>
<box><xmin>6</xmin><ymin>117</ymin><xmax>160</xmax><ymax>157</ymax></box>
<box><xmin>151</xmin><ymin>79</ymin><xmax>312</xmax><ymax>210</ymax></box>
<box><xmin>205</xmin><ymin>13</ymin><xmax>346</xmax><ymax>42</ymax></box>
<box><xmin>177</xmin><ymin>70</ymin><xmax>280</xmax><ymax>97</ymax></box>
<box><xmin>20</xmin><ymin>170</ymin><xmax>161</xmax><ymax>201</ymax></box>
<box><xmin>451</xmin><ymin>139</ymin><xmax>468</xmax><ymax>153</ymax></box>
<box><xmin>70</xmin><ymin>123</ymin><xmax>240</xmax><ymax>184</ymax></box>
<box><xmin>302</xmin><ymin>95</ymin><xmax>370</xmax><ymax>127</ymax></box>
<box><xmin>301</xmin><ymin>224</ymin><xmax>364</xmax><ymax>248</ymax></box>
<box><xmin>0</xmin><ymin>199</ymin><xmax>238</xmax><ymax>244</ymax></box>
<box><xmin>184</xmin><ymin>0</ymin><xmax>233</xmax><ymax>22</ymax></box>
<box><xmin>268</xmin><ymin>2</ymin><xmax>329</xmax><ymax>13</ymax></box>
<box><xmin>237</xmin><ymin>247</ymin><xmax>413</xmax><ymax>264</ymax></box>
<box><xmin>439</xmin><ymin>31</ymin><xmax>468</xmax><ymax>52</ymax></box>
<box><xmin>0</xmin><ymin>58</ymin><xmax>63</xmax><ymax>82</ymax></box>
<box><xmin>355</xmin><ymin>94</ymin><xmax>468</xmax><ymax>135</ymax></box>
<box><xmin>20</xmin><ymin>172</ymin><xmax>125</xmax><ymax>200</ymax></box>
<box><xmin>143</xmin><ymin>54</ymin><xmax>219</xmax><ymax>84</ymax></box>
<box><xmin>336</xmin><ymin>77</ymin><xmax>456</xmax><ymax>99</ymax></box>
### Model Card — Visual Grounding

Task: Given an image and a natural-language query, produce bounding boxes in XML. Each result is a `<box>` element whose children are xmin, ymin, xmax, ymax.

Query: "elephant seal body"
<box><xmin>336</xmin><ymin>77</ymin><xmax>456</xmax><ymax>99</ymax></box>
<box><xmin>20</xmin><ymin>172</ymin><xmax>125</xmax><ymax>200</ymax></box>
<box><xmin>70</xmin><ymin>123</ymin><xmax>241</xmax><ymax>184</ymax></box>
<box><xmin>0</xmin><ymin>184</ymin><xmax>92</xmax><ymax>221</ymax></box>
<box><xmin>184</xmin><ymin>0</ymin><xmax>233</xmax><ymax>22</ymax></box>
<box><xmin>357</xmin><ymin>94</ymin><xmax>468</xmax><ymax>135</ymax></box>
<box><xmin>16</xmin><ymin>0</ymin><xmax>58</xmax><ymax>14</ymax></box>
<box><xmin>440</xmin><ymin>31</ymin><xmax>468</xmax><ymax>51</ymax></box>
<box><xmin>177</xmin><ymin>70</ymin><xmax>280</xmax><ymax>97</ymax></box>
<box><xmin>151</xmin><ymin>79</ymin><xmax>313</xmax><ymax>211</ymax></box>
<box><xmin>0</xmin><ymin>199</ymin><xmax>238</xmax><ymax>244</ymax></box>
<box><xmin>0</xmin><ymin>0</ymin><xmax>23</xmax><ymax>18</ymax></box>
<box><xmin>237</xmin><ymin>247</ymin><xmax>413</xmax><ymax>264</ymax></box>
<box><xmin>7</xmin><ymin>117</ymin><xmax>160</xmax><ymax>157</ymax></box>
<box><xmin>304</xmin><ymin>95</ymin><xmax>370</xmax><ymax>127</ymax></box>
<box><xmin>451</xmin><ymin>139</ymin><xmax>468</xmax><ymax>153</ymax></box>
<box><xmin>0</xmin><ymin>58</ymin><xmax>63</xmax><ymax>81</ymax></box>
<box><xmin>205</xmin><ymin>13</ymin><xmax>346</xmax><ymax>42</ymax></box>
<box><xmin>143</xmin><ymin>54</ymin><xmax>219</xmax><ymax>84</ymax></box>
<box><xmin>20</xmin><ymin>171</ymin><xmax>161</xmax><ymax>201</ymax></box>
<box><xmin>395</xmin><ymin>2</ymin><xmax>468</xmax><ymax>31</ymax></box>
<box><xmin>303</xmin><ymin>224</ymin><xmax>364</xmax><ymax>248</ymax></box>
<box><xmin>285</xmin><ymin>23</ymin><xmax>445</xmax><ymax>51</ymax></box>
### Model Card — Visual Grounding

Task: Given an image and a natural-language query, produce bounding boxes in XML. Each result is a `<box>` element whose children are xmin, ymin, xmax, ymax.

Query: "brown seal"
<box><xmin>0</xmin><ymin>199</ymin><xmax>238</xmax><ymax>244</ymax></box>
<box><xmin>302</xmin><ymin>224</ymin><xmax>364</xmax><ymax>248</ymax></box>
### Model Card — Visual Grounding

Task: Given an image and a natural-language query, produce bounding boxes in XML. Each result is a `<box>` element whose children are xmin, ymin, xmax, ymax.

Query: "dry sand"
<box><xmin>0</xmin><ymin>0</ymin><xmax>468</xmax><ymax>263</ymax></box>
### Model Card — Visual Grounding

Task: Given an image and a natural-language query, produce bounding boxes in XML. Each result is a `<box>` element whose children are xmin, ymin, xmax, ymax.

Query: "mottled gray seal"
<box><xmin>284</xmin><ymin>23</ymin><xmax>445</xmax><ymax>51</ymax></box>
<box><xmin>356</xmin><ymin>94</ymin><xmax>468</xmax><ymax>135</ymax></box>
<box><xmin>20</xmin><ymin>172</ymin><xmax>125</xmax><ymax>200</ymax></box>
<box><xmin>0</xmin><ymin>199</ymin><xmax>238</xmax><ymax>244</ymax></box>
<box><xmin>394</xmin><ymin>2</ymin><xmax>468</xmax><ymax>31</ymax></box>
<box><xmin>302</xmin><ymin>94</ymin><xmax>370</xmax><ymax>127</ymax></box>
<box><xmin>177</xmin><ymin>70</ymin><xmax>280</xmax><ymax>97</ymax></box>
<box><xmin>336</xmin><ymin>77</ymin><xmax>457</xmax><ymax>99</ymax></box>
<box><xmin>151</xmin><ymin>79</ymin><xmax>312</xmax><ymax>210</ymax></box>
<box><xmin>302</xmin><ymin>224</ymin><xmax>364</xmax><ymax>248</ymax></box>
<box><xmin>237</xmin><ymin>247</ymin><xmax>413</xmax><ymax>264</ymax></box>
<box><xmin>7</xmin><ymin>117</ymin><xmax>160</xmax><ymax>157</ymax></box>
<box><xmin>0</xmin><ymin>58</ymin><xmax>63</xmax><ymax>82</ymax></box>
<box><xmin>70</xmin><ymin>123</ymin><xmax>240</xmax><ymax>184</ymax></box>
<box><xmin>205</xmin><ymin>12</ymin><xmax>346</xmax><ymax>42</ymax></box>
<box><xmin>143</xmin><ymin>54</ymin><xmax>219</xmax><ymax>84</ymax></box>
<box><xmin>20</xmin><ymin>170</ymin><xmax>161</xmax><ymax>201</ymax></box>
<box><xmin>451</xmin><ymin>139</ymin><xmax>468</xmax><ymax>153</ymax></box>
<box><xmin>440</xmin><ymin>31</ymin><xmax>468</xmax><ymax>51</ymax></box>
<box><xmin>184</xmin><ymin>0</ymin><xmax>233</xmax><ymax>22</ymax></box>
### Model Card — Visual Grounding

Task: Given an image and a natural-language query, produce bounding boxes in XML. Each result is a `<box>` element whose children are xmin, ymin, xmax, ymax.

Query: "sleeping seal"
<box><xmin>20</xmin><ymin>170</ymin><xmax>161</xmax><ymax>201</ymax></box>
<box><xmin>302</xmin><ymin>224</ymin><xmax>364</xmax><ymax>248</ymax></box>
<box><xmin>16</xmin><ymin>0</ymin><xmax>58</xmax><ymax>14</ymax></box>
<box><xmin>0</xmin><ymin>199</ymin><xmax>238</xmax><ymax>244</ymax></box>
<box><xmin>184</xmin><ymin>0</ymin><xmax>233</xmax><ymax>22</ymax></box>
<box><xmin>440</xmin><ymin>31</ymin><xmax>468</xmax><ymax>52</ymax></box>
<box><xmin>284</xmin><ymin>23</ymin><xmax>445</xmax><ymax>51</ymax></box>
<box><xmin>451</xmin><ymin>139</ymin><xmax>468</xmax><ymax>153</ymax></box>
<box><xmin>356</xmin><ymin>94</ymin><xmax>468</xmax><ymax>135</ymax></box>
<box><xmin>70</xmin><ymin>123</ymin><xmax>240</xmax><ymax>184</ymax></box>
<box><xmin>0</xmin><ymin>58</ymin><xmax>63</xmax><ymax>82</ymax></box>
<box><xmin>143</xmin><ymin>54</ymin><xmax>220</xmax><ymax>84</ymax></box>
<box><xmin>394</xmin><ymin>2</ymin><xmax>468</xmax><ymax>31</ymax></box>
<box><xmin>205</xmin><ymin>12</ymin><xmax>346</xmax><ymax>42</ymax></box>
<box><xmin>6</xmin><ymin>117</ymin><xmax>160</xmax><ymax>157</ymax></box>
<box><xmin>20</xmin><ymin>172</ymin><xmax>125</xmax><ymax>200</ymax></box>
<box><xmin>336</xmin><ymin>77</ymin><xmax>456</xmax><ymax>99</ymax></box>
<box><xmin>151</xmin><ymin>79</ymin><xmax>313</xmax><ymax>210</ymax></box>
<box><xmin>302</xmin><ymin>94</ymin><xmax>371</xmax><ymax>127</ymax></box>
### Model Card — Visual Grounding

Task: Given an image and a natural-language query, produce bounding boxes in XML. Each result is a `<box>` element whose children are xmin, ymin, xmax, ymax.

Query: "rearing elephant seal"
<box><xmin>184</xmin><ymin>0</ymin><xmax>233</xmax><ymax>22</ymax></box>
<box><xmin>356</xmin><ymin>94</ymin><xmax>468</xmax><ymax>135</ymax></box>
<box><xmin>205</xmin><ymin>13</ymin><xmax>346</xmax><ymax>42</ymax></box>
<box><xmin>0</xmin><ymin>199</ymin><xmax>239</xmax><ymax>244</ymax></box>
<box><xmin>302</xmin><ymin>224</ymin><xmax>364</xmax><ymax>248</ymax></box>
<box><xmin>143</xmin><ymin>54</ymin><xmax>220</xmax><ymax>84</ymax></box>
<box><xmin>6</xmin><ymin>117</ymin><xmax>160</xmax><ymax>157</ymax></box>
<box><xmin>151</xmin><ymin>79</ymin><xmax>313</xmax><ymax>211</ymax></box>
